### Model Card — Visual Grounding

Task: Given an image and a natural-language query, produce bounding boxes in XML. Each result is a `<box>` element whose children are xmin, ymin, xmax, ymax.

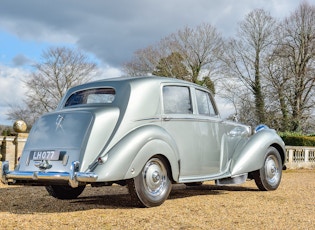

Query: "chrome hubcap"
<box><xmin>152</xmin><ymin>171</ymin><xmax>160</xmax><ymax>183</ymax></box>
<box><xmin>143</xmin><ymin>158</ymin><xmax>167</xmax><ymax>197</ymax></box>
<box><xmin>265</xmin><ymin>155</ymin><xmax>280</xmax><ymax>185</ymax></box>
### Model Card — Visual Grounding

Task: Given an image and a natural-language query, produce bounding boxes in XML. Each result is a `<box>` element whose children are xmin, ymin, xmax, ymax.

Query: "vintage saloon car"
<box><xmin>1</xmin><ymin>76</ymin><xmax>285</xmax><ymax>207</ymax></box>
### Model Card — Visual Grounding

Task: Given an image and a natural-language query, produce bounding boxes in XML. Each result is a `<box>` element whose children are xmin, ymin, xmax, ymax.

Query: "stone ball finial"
<box><xmin>13</xmin><ymin>120</ymin><xmax>27</xmax><ymax>133</ymax></box>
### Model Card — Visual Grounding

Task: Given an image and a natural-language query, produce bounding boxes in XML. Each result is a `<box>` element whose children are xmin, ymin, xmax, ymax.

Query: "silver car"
<box><xmin>1</xmin><ymin>76</ymin><xmax>286</xmax><ymax>207</ymax></box>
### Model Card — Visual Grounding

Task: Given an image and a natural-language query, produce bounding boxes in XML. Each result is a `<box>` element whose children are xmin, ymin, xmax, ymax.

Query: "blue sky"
<box><xmin>0</xmin><ymin>30</ymin><xmax>43</xmax><ymax>67</ymax></box>
<box><xmin>0</xmin><ymin>0</ymin><xmax>312</xmax><ymax>126</ymax></box>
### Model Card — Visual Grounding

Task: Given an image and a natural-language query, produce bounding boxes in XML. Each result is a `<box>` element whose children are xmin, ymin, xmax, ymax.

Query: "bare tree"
<box><xmin>221</xmin><ymin>9</ymin><xmax>277</xmax><ymax>124</ymax></box>
<box><xmin>7</xmin><ymin>46</ymin><xmax>97</xmax><ymax>126</ymax></box>
<box><xmin>123</xmin><ymin>44</ymin><xmax>161</xmax><ymax>76</ymax></box>
<box><xmin>152</xmin><ymin>52</ymin><xmax>190</xmax><ymax>79</ymax></box>
<box><xmin>124</xmin><ymin>23</ymin><xmax>223</xmax><ymax>93</ymax></box>
<box><xmin>264</xmin><ymin>53</ymin><xmax>291</xmax><ymax>131</ymax></box>
<box><xmin>6</xmin><ymin>104</ymin><xmax>36</xmax><ymax>130</ymax></box>
<box><xmin>172</xmin><ymin>24</ymin><xmax>223</xmax><ymax>86</ymax></box>
<box><xmin>273</xmin><ymin>1</ymin><xmax>315</xmax><ymax>132</ymax></box>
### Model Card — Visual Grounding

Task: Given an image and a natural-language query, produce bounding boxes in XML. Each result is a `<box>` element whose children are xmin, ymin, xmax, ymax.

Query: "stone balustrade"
<box><xmin>285</xmin><ymin>146</ymin><xmax>315</xmax><ymax>169</ymax></box>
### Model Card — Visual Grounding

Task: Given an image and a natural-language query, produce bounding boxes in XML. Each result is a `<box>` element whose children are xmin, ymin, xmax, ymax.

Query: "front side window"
<box><xmin>163</xmin><ymin>86</ymin><xmax>192</xmax><ymax>114</ymax></box>
<box><xmin>196</xmin><ymin>89</ymin><xmax>217</xmax><ymax>116</ymax></box>
<box><xmin>65</xmin><ymin>88</ymin><xmax>115</xmax><ymax>107</ymax></box>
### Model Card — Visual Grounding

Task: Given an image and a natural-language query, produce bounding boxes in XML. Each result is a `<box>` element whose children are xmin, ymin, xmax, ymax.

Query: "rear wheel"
<box><xmin>127</xmin><ymin>156</ymin><xmax>172</xmax><ymax>207</ymax></box>
<box><xmin>45</xmin><ymin>185</ymin><xmax>86</xmax><ymax>199</ymax></box>
<box><xmin>253</xmin><ymin>147</ymin><xmax>282</xmax><ymax>191</ymax></box>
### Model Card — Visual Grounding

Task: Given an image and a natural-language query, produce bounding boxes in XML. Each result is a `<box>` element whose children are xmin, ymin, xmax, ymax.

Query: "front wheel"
<box><xmin>253</xmin><ymin>147</ymin><xmax>282</xmax><ymax>191</ymax></box>
<box><xmin>127</xmin><ymin>156</ymin><xmax>172</xmax><ymax>207</ymax></box>
<box><xmin>45</xmin><ymin>185</ymin><xmax>86</xmax><ymax>199</ymax></box>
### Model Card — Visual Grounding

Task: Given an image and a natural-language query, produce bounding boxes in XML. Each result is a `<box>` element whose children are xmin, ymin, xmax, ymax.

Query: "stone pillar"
<box><xmin>1</xmin><ymin>136</ymin><xmax>6</xmax><ymax>161</ymax></box>
<box><xmin>305</xmin><ymin>149</ymin><xmax>309</xmax><ymax>163</ymax></box>
<box><xmin>288</xmin><ymin>149</ymin><xmax>294</xmax><ymax>164</ymax></box>
<box><xmin>12</xmin><ymin>135</ymin><xmax>18</xmax><ymax>166</ymax></box>
<box><xmin>12</xmin><ymin>120</ymin><xmax>28</xmax><ymax>169</ymax></box>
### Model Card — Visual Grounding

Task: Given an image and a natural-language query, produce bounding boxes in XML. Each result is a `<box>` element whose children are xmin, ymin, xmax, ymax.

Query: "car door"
<box><xmin>194</xmin><ymin>88</ymin><xmax>227</xmax><ymax>176</ymax></box>
<box><xmin>161</xmin><ymin>85</ymin><xmax>202</xmax><ymax>177</ymax></box>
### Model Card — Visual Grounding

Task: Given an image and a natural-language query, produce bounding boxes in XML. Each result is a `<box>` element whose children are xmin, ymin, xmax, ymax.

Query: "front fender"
<box><xmin>93</xmin><ymin>125</ymin><xmax>180</xmax><ymax>182</ymax></box>
<box><xmin>230</xmin><ymin>129</ymin><xmax>285</xmax><ymax>176</ymax></box>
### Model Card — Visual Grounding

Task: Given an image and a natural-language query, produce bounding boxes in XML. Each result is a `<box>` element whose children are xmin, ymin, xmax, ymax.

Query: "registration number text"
<box><xmin>31</xmin><ymin>150</ymin><xmax>60</xmax><ymax>161</ymax></box>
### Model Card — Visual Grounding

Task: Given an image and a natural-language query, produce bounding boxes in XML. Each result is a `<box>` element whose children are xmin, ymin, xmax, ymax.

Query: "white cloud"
<box><xmin>95</xmin><ymin>64</ymin><xmax>124</xmax><ymax>80</ymax></box>
<box><xmin>0</xmin><ymin>64</ymin><xmax>29</xmax><ymax>125</ymax></box>
<box><xmin>215</xmin><ymin>96</ymin><xmax>236</xmax><ymax>119</ymax></box>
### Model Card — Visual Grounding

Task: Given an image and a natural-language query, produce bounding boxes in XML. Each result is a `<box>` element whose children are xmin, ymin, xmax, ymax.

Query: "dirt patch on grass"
<box><xmin>0</xmin><ymin>170</ymin><xmax>314</xmax><ymax>229</ymax></box>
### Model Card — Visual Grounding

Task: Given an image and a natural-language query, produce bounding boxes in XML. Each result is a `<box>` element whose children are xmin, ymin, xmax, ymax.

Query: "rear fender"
<box><xmin>124</xmin><ymin>139</ymin><xmax>179</xmax><ymax>181</ymax></box>
<box><xmin>93</xmin><ymin>125</ymin><xmax>180</xmax><ymax>182</ymax></box>
<box><xmin>230</xmin><ymin>129</ymin><xmax>285</xmax><ymax>176</ymax></box>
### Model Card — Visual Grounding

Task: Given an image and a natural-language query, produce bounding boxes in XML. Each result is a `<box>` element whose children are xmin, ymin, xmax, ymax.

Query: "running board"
<box><xmin>215</xmin><ymin>173</ymin><xmax>248</xmax><ymax>185</ymax></box>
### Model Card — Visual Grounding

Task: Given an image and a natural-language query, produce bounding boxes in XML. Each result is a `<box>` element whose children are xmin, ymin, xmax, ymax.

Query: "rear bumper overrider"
<box><xmin>1</xmin><ymin>161</ymin><xmax>98</xmax><ymax>188</ymax></box>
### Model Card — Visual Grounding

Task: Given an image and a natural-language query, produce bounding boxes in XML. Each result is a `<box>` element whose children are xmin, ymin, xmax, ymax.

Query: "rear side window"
<box><xmin>65</xmin><ymin>88</ymin><xmax>115</xmax><ymax>107</ymax></box>
<box><xmin>195</xmin><ymin>89</ymin><xmax>217</xmax><ymax>116</ymax></box>
<box><xmin>163</xmin><ymin>86</ymin><xmax>192</xmax><ymax>114</ymax></box>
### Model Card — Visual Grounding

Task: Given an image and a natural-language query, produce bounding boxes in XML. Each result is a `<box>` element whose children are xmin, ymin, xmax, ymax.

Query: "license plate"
<box><xmin>31</xmin><ymin>150</ymin><xmax>60</xmax><ymax>161</ymax></box>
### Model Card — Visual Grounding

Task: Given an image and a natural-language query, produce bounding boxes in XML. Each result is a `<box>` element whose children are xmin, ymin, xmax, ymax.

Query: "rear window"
<box><xmin>65</xmin><ymin>88</ymin><xmax>115</xmax><ymax>107</ymax></box>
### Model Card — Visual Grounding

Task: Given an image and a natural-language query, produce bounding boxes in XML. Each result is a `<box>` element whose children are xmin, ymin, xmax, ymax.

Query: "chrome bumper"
<box><xmin>1</xmin><ymin>161</ymin><xmax>98</xmax><ymax>188</ymax></box>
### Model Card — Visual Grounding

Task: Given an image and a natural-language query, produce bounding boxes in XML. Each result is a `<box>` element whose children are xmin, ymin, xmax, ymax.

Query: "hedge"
<box><xmin>279</xmin><ymin>133</ymin><xmax>315</xmax><ymax>147</ymax></box>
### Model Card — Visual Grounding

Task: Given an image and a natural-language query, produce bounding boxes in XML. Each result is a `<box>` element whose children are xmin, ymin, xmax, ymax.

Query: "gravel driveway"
<box><xmin>0</xmin><ymin>170</ymin><xmax>314</xmax><ymax>229</ymax></box>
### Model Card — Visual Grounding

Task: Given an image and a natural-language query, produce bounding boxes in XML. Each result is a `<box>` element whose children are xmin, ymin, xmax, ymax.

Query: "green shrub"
<box><xmin>1</xmin><ymin>129</ymin><xmax>12</xmax><ymax>136</ymax></box>
<box><xmin>279</xmin><ymin>132</ymin><xmax>315</xmax><ymax>146</ymax></box>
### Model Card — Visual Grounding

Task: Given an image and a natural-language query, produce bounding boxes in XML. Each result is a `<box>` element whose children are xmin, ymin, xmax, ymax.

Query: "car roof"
<box><xmin>57</xmin><ymin>76</ymin><xmax>211</xmax><ymax>110</ymax></box>
<box><xmin>91</xmin><ymin>76</ymin><xmax>194</xmax><ymax>86</ymax></box>
<box><xmin>66</xmin><ymin>76</ymin><xmax>207</xmax><ymax>94</ymax></box>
